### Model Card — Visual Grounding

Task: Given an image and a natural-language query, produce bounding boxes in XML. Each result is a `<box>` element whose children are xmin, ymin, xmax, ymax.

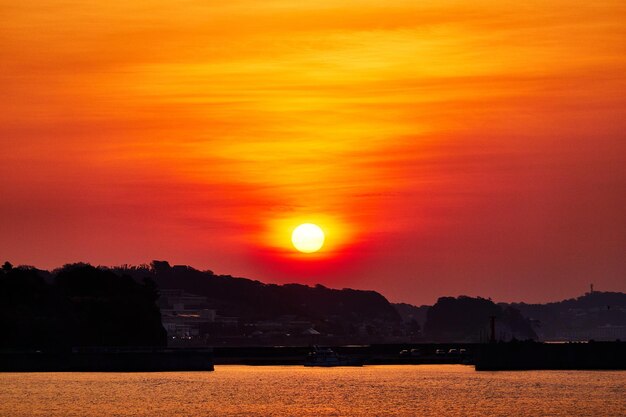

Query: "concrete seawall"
<box><xmin>475</xmin><ymin>341</ymin><xmax>626</xmax><ymax>370</ymax></box>
<box><xmin>0</xmin><ymin>349</ymin><xmax>214</xmax><ymax>372</ymax></box>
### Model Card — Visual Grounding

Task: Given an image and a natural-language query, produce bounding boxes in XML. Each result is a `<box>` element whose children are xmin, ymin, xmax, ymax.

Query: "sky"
<box><xmin>1</xmin><ymin>0</ymin><xmax>625</xmax><ymax>305</ymax></box>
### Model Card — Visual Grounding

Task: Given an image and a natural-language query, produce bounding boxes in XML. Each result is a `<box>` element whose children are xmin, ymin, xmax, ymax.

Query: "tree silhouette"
<box><xmin>0</xmin><ymin>263</ymin><xmax>166</xmax><ymax>349</ymax></box>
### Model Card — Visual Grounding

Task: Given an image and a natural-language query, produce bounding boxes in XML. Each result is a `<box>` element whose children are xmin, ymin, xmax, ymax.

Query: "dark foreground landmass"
<box><xmin>0</xmin><ymin>262</ymin><xmax>166</xmax><ymax>349</ymax></box>
<box><xmin>1</xmin><ymin>260</ymin><xmax>625</xmax><ymax>372</ymax></box>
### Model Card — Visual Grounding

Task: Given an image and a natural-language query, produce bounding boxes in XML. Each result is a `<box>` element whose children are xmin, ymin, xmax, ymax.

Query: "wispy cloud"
<box><xmin>1</xmin><ymin>0</ymin><xmax>624</xmax><ymax>303</ymax></box>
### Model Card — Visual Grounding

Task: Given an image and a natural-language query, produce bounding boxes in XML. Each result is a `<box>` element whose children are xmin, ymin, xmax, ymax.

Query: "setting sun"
<box><xmin>291</xmin><ymin>224</ymin><xmax>325</xmax><ymax>253</ymax></box>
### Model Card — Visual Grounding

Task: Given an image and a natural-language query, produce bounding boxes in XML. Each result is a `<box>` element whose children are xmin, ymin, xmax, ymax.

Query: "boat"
<box><xmin>304</xmin><ymin>346</ymin><xmax>363</xmax><ymax>367</ymax></box>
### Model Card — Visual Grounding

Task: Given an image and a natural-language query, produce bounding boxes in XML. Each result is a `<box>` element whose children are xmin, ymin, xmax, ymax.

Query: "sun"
<box><xmin>291</xmin><ymin>223</ymin><xmax>325</xmax><ymax>253</ymax></box>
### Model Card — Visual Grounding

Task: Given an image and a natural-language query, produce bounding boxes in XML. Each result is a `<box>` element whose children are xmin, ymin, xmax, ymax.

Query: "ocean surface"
<box><xmin>1</xmin><ymin>365</ymin><xmax>624</xmax><ymax>416</ymax></box>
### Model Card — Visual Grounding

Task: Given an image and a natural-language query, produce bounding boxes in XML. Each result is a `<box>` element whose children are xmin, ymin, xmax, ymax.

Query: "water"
<box><xmin>1</xmin><ymin>365</ymin><xmax>624</xmax><ymax>416</ymax></box>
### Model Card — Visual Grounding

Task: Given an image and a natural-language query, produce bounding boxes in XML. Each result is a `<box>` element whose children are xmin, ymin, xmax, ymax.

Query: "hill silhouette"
<box><xmin>2</xmin><ymin>260</ymin><xmax>623</xmax><ymax>346</ymax></box>
<box><xmin>0</xmin><ymin>262</ymin><xmax>166</xmax><ymax>349</ymax></box>
<box><xmin>114</xmin><ymin>261</ymin><xmax>401</xmax><ymax>330</ymax></box>
<box><xmin>509</xmin><ymin>291</ymin><xmax>626</xmax><ymax>340</ymax></box>
<box><xmin>423</xmin><ymin>296</ymin><xmax>537</xmax><ymax>342</ymax></box>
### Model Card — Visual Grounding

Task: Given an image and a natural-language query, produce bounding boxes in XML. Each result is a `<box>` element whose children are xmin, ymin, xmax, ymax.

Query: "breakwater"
<box><xmin>214</xmin><ymin>342</ymin><xmax>626</xmax><ymax>369</ymax></box>
<box><xmin>0</xmin><ymin>348</ymin><xmax>214</xmax><ymax>372</ymax></box>
<box><xmin>475</xmin><ymin>341</ymin><xmax>626</xmax><ymax>370</ymax></box>
<box><xmin>213</xmin><ymin>343</ymin><xmax>475</xmax><ymax>365</ymax></box>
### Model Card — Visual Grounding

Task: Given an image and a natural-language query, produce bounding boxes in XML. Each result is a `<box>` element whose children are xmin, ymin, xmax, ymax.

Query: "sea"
<box><xmin>1</xmin><ymin>365</ymin><xmax>624</xmax><ymax>416</ymax></box>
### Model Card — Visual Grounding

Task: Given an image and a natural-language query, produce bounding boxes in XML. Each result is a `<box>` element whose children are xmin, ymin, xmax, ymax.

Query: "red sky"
<box><xmin>1</xmin><ymin>0</ymin><xmax>625</xmax><ymax>305</ymax></box>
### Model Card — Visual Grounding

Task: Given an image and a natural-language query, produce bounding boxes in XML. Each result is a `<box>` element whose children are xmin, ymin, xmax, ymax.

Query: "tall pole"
<box><xmin>489</xmin><ymin>316</ymin><xmax>496</xmax><ymax>344</ymax></box>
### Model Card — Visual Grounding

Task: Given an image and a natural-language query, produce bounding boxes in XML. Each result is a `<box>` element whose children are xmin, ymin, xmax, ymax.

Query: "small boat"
<box><xmin>304</xmin><ymin>346</ymin><xmax>363</xmax><ymax>367</ymax></box>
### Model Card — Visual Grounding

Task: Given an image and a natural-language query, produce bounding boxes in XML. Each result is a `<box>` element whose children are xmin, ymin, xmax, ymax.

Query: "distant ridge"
<box><xmin>114</xmin><ymin>260</ymin><xmax>402</xmax><ymax>325</ymax></box>
<box><xmin>2</xmin><ymin>260</ymin><xmax>624</xmax><ymax>345</ymax></box>
<box><xmin>508</xmin><ymin>291</ymin><xmax>626</xmax><ymax>341</ymax></box>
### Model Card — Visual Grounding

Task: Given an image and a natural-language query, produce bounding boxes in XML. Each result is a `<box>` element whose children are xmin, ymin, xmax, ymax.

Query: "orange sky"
<box><xmin>1</xmin><ymin>0</ymin><xmax>625</xmax><ymax>304</ymax></box>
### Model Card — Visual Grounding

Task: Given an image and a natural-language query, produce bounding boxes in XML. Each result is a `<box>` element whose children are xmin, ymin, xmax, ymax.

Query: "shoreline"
<box><xmin>2</xmin><ymin>341</ymin><xmax>625</xmax><ymax>371</ymax></box>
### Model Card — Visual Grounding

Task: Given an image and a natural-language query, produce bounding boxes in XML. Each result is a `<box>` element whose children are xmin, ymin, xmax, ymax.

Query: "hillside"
<box><xmin>509</xmin><ymin>291</ymin><xmax>626</xmax><ymax>340</ymax></box>
<box><xmin>114</xmin><ymin>261</ymin><xmax>401</xmax><ymax>328</ymax></box>
<box><xmin>423</xmin><ymin>296</ymin><xmax>537</xmax><ymax>342</ymax></box>
<box><xmin>0</xmin><ymin>262</ymin><xmax>166</xmax><ymax>348</ymax></box>
<box><xmin>4</xmin><ymin>259</ymin><xmax>623</xmax><ymax>345</ymax></box>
